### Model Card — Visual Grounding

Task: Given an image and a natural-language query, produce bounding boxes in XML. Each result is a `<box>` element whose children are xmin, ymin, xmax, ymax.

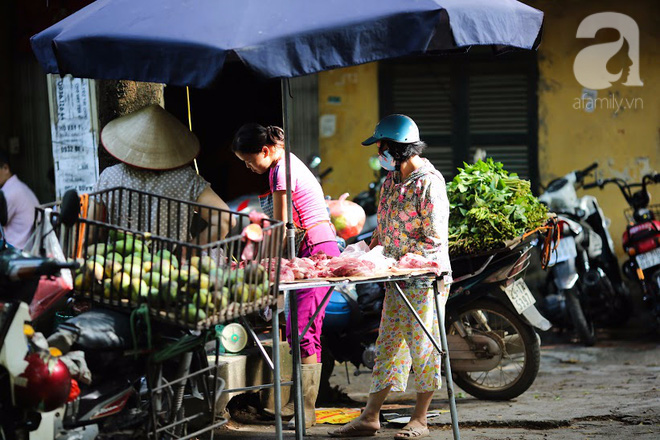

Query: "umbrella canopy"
<box><xmin>31</xmin><ymin>0</ymin><xmax>543</xmax><ymax>88</ymax></box>
<box><xmin>31</xmin><ymin>4</ymin><xmax>544</xmax><ymax>438</ymax></box>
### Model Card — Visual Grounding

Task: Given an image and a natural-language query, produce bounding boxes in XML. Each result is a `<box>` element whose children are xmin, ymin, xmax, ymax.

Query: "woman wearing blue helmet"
<box><xmin>329</xmin><ymin>115</ymin><xmax>452</xmax><ymax>439</ymax></box>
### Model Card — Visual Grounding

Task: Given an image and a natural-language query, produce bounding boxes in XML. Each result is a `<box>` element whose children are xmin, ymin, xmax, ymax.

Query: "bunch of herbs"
<box><xmin>447</xmin><ymin>158</ymin><xmax>547</xmax><ymax>255</ymax></box>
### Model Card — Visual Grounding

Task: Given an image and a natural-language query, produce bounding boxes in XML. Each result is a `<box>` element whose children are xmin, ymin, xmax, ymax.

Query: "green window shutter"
<box><xmin>381</xmin><ymin>55</ymin><xmax>538</xmax><ymax>190</ymax></box>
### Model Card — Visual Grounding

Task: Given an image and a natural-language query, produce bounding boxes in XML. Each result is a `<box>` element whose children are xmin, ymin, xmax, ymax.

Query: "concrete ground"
<box><xmin>216</xmin><ymin>328</ymin><xmax>660</xmax><ymax>439</ymax></box>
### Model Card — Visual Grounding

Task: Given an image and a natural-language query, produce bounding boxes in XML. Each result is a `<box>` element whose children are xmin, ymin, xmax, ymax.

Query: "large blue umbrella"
<box><xmin>31</xmin><ymin>0</ymin><xmax>544</xmax><ymax>258</ymax></box>
<box><xmin>31</xmin><ymin>0</ymin><xmax>543</xmax><ymax>87</ymax></box>
<box><xmin>31</xmin><ymin>3</ymin><xmax>543</xmax><ymax>437</ymax></box>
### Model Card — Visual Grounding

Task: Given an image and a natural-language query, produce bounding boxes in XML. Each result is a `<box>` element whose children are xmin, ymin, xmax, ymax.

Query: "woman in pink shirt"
<box><xmin>232</xmin><ymin>123</ymin><xmax>339</xmax><ymax>428</ymax></box>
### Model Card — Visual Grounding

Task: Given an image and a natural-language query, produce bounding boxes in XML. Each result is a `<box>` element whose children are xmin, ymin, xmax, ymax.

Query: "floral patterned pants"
<box><xmin>370</xmin><ymin>281</ymin><xmax>448</xmax><ymax>394</ymax></box>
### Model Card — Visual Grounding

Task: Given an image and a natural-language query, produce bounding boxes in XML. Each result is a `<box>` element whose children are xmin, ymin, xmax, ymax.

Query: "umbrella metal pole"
<box><xmin>289</xmin><ymin>290</ymin><xmax>305</xmax><ymax>439</ymax></box>
<box><xmin>282</xmin><ymin>76</ymin><xmax>304</xmax><ymax>439</ymax></box>
<box><xmin>271</xmin><ymin>306</ymin><xmax>283</xmax><ymax>440</ymax></box>
<box><xmin>281</xmin><ymin>79</ymin><xmax>296</xmax><ymax>260</ymax></box>
<box><xmin>433</xmin><ymin>280</ymin><xmax>461</xmax><ymax>440</ymax></box>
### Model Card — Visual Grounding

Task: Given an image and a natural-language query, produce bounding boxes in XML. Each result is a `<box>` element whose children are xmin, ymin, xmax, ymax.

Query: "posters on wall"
<box><xmin>50</xmin><ymin>76</ymin><xmax>98</xmax><ymax>199</ymax></box>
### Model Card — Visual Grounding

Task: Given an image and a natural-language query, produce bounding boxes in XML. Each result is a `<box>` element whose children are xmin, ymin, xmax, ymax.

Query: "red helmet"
<box><xmin>14</xmin><ymin>352</ymin><xmax>71</xmax><ymax>412</ymax></box>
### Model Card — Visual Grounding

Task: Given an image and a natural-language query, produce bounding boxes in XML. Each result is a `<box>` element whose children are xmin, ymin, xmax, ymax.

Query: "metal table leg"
<box><xmin>391</xmin><ymin>283</ymin><xmax>445</xmax><ymax>355</ymax></box>
<box><xmin>289</xmin><ymin>291</ymin><xmax>305</xmax><ymax>439</ymax></box>
<box><xmin>434</xmin><ymin>281</ymin><xmax>460</xmax><ymax>440</ymax></box>
<box><xmin>272</xmin><ymin>306</ymin><xmax>283</xmax><ymax>440</ymax></box>
<box><xmin>300</xmin><ymin>286</ymin><xmax>334</xmax><ymax>339</ymax></box>
<box><xmin>390</xmin><ymin>281</ymin><xmax>461</xmax><ymax>440</ymax></box>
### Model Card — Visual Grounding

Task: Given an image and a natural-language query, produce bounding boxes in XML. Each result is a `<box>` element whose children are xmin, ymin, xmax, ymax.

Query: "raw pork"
<box><xmin>396</xmin><ymin>253</ymin><xmax>441</xmax><ymax>274</ymax></box>
<box><xmin>325</xmin><ymin>257</ymin><xmax>376</xmax><ymax>277</ymax></box>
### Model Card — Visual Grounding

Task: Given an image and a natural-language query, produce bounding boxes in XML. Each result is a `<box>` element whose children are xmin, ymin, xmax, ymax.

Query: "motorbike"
<box><xmin>321</xmin><ymin>231</ymin><xmax>552</xmax><ymax>401</ymax></box>
<box><xmin>1</xmin><ymin>190</ymin><xmax>226</xmax><ymax>440</ymax></box>
<box><xmin>0</xmin><ymin>190</ymin><xmax>78</xmax><ymax>439</ymax></box>
<box><xmin>586</xmin><ymin>172</ymin><xmax>660</xmax><ymax>328</ymax></box>
<box><xmin>349</xmin><ymin>156</ymin><xmax>383</xmax><ymax>244</ymax></box>
<box><xmin>538</xmin><ymin>163</ymin><xmax>631</xmax><ymax>345</ymax></box>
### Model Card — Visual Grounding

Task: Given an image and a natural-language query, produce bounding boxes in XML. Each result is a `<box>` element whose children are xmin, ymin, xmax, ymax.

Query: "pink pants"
<box><xmin>285</xmin><ymin>232</ymin><xmax>340</xmax><ymax>361</ymax></box>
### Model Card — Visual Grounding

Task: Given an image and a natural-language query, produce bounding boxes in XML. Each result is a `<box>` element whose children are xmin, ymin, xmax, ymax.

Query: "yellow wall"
<box><xmin>318</xmin><ymin>64</ymin><xmax>379</xmax><ymax>199</ymax></box>
<box><xmin>317</xmin><ymin>1</ymin><xmax>659</xmax><ymax>257</ymax></box>
<box><xmin>535</xmin><ymin>0</ymin><xmax>659</xmax><ymax>255</ymax></box>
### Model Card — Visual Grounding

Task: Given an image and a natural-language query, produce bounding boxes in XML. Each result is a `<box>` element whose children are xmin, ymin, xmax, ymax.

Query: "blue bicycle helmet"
<box><xmin>361</xmin><ymin>114</ymin><xmax>420</xmax><ymax>146</ymax></box>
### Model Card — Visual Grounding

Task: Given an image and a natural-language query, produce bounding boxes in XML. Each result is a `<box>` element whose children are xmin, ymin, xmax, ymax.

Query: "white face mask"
<box><xmin>378</xmin><ymin>150</ymin><xmax>396</xmax><ymax>171</ymax></box>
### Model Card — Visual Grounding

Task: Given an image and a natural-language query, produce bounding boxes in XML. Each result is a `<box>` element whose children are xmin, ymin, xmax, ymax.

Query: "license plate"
<box><xmin>636</xmin><ymin>247</ymin><xmax>660</xmax><ymax>270</ymax></box>
<box><xmin>503</xmin><ymin>279</ymin><xmax>536</xmax><ymax>314</ymax></box>
<box><xmin>548</xmin><ymin>236</ymin><xmax>578</xmax><ymax>266</ymax></box>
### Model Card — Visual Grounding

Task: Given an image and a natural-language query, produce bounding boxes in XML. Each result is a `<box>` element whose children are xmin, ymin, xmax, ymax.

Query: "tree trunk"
<box><xmin>96</xmin><ymin>80</ymin><xmax>164</xmax><ymax>172</ymax></box>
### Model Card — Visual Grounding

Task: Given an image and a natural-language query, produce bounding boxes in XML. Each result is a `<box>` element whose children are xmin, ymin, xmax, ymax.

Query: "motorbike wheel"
<box><xmin>605</xmin><ymin>280</ymin><xmax>632</xmax><ymax>327</ymax></box>
<box><xmin>565</xmin><ymin>287</ymin><xmax>596</xmax><ymax>346</ymax></box>
<box><xmin>450</xmin><ymin>298</ymin><xmax>540</xmax><ymax>401</ymax></box>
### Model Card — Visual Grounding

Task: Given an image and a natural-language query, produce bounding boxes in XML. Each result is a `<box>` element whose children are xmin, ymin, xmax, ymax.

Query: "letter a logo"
<box><xmin>573</xmin><ymin>12</ymin><xmax>643</xmax><ymax>90</ymax></box>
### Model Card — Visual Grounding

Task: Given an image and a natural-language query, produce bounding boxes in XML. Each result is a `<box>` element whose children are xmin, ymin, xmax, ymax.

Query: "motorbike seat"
<box><xmin>52</xmin><ymin>309</ymin><xmax>133</xmax><ymax>351</ymax></box>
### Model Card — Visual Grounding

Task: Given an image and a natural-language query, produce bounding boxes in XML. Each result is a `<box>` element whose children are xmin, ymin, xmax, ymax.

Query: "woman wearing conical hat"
<box><xmin>94</xmin><ymin>104</ymin><xmax>233</xmax><ymax>242</ymax></box>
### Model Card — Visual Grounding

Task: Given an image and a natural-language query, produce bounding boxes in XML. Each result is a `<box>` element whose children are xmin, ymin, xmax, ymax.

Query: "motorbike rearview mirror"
<box><xmin>59</xmin><ymin>190</ymin><xmax>80</xmax><ymax>228</ymax></box>
<box><xmin>368</xmin><ymin>156</ymin><xmax>381</xmax><ymax>172</ymax></box>
<box><xmin>654</xmin><ymin>173</ymin><xmax>660</xmax><ymax>184</ymax></box>
<box><xmin>308</xmin><ymin>155</ymin><xmax>322</xmax><ymax>169</ymax></box>
<box><xmin>0</xmin><ymin>190</ymin><xmax>7</xmax><ymax>227</ymax></box>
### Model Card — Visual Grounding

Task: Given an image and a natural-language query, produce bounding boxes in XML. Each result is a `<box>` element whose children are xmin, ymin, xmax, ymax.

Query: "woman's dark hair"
<box><xmin>232</xmin><ymin>123</ymin><xmax>285</xmax><ymax>154</ymax></box>
<box><xmin>381</xmin><ymin>139</ymin><xmax>427</xmax><ymax>162</ymax></box>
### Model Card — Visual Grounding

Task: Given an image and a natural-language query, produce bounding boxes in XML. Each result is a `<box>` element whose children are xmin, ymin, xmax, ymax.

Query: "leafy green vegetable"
<box><xmin>447</xmin><ymin>158</ymin><xmax>547</xmax><ymax>255</ymax></box>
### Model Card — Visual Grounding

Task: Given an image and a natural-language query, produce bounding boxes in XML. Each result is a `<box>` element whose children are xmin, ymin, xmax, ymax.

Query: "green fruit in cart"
<box><xmin>112</xmin><ymin>272</ymin><xmax>132</xmax><ymax>296</ymax></box>
<box><xmin>192</xmin><ymin>289</ymin><xmax>210</xmax><ymax>308</ymax></box>
<box><xmin>231</xmin><ymin>283</ymin><xmax>253</xmax><ymax>303</ymax></box>
<box><xmin>130</xmin><ymin>252</ymin><xmax>150</xmax><ymax>264</ymax></box>
<box><xmin>159</xmin><ymin>279</ymin><xmax>179</xmax><ymax>301</ymax></box>
<box><xmin>139</xmin><ymin>252</ymin><xmax>153</xmax><ymax>262</ymax></box>
<box><xmin>148</xmin><ymin>287</ymin><xmax>160</xmax><ymax>300</ymax></box>
<box><xmin>208</xmin><ymin>267</ymin><xmax>222</xmax><ymax>287</ymax></box>
<box><xmin>212</xmin><ymin>287</ymin><xmax>230</xmax><ymax>309</ymax></box>
<box><xmin>122</xmin><ymin>255</ymin><xmax>142</xmax><ymax>271</ymax></box>
<box><xmin>112</xmin><ymin>239</ymin><xmax>129</xmax><ymax>256</ymax></box>
<box><xmin>146</xmin><ymin>272</ymin><xmax>166</xmax><ymax>288</ymax></box>
<box><xmin>152</xmin><ymin>258</ymin><xmax>175</xmax><ymax>277</ymax></box>
<box><xmin>178</xmin><ymin>265</ymin><xmax>200</xmax><ymax>284</ymax></box>
<box><xmin>105</xmin><ymin>252</ymin><xmax>123</xmax><ymax>265</ymax></box>
<box><xmin>228</xmin><ymin>268</ymin><xmax>245</xmax><ymax>284</ymax></box>
<box><xmin>139</xmin><ymin>260</ymin><xmax>152</xmax><ymax>274</ymax></box>
<box><xmin>244</xmin><ymin>262</ymin><xmax>267</xmax><ymax>284</ymax></box>
<box><xmin>87</xmin><ymin>243</ymin><xmax>108</xmax><ymax>256</ymax></box>
<box><xmin>193</xmin><ymin>256</ymin><xmax>216</xmax><ymax>274</ymax></box>
<box><xmin>199</xmin><ymin>273</ymin><xmax>211</xmax><ymax>290</ymax></box>
<box><xmin>74</xmin><ymin>273</ymin><xmax>90</xmax><ymax>291</ymax></box>
<box><xmin>104</xmin><ymin>260</ymin><xmax>123</xmax><ymax>278</ymax></box>
<box><xmin>123</xmin><ymin>263</ymin><xmax>143</xmax><ymax>279</ymax></box>
<box><xmin>102</xmin><ymin>279</ymin><xmax>113</xmax><ymax>298</ymax></box>
<box><xmin>253</xmin><ymin>283</ymin><xmax>267</xmax><ymax>300</ymax></box>
<box><xmin>87</xmin><ymin>254</ymin><xmax>105</xmax><ymax>267</ymax></box>
<box><xmin>84</xmin><ymin>261</ymin><xmax>105</xmax><ymax>281</ymax></box>
<box><xmin>114</xmin><ymin>238</ymin><xmax>145</xmax><ymax>256</ymax></box>
<box><xmin>130</xmin><ymin>278</ymin><xmax>149</xmax><ymax>301</ymax></box>
<box><xmin>108</xmin><ymin>229</ymin><xmax>128</xmax><ymax>242</ymax></box>
<box><xmin>182</xmin><ymin>304</ymin><xmax>206</xmax><ymax>324</ymax></box>
<box><xmin>155</xmin><ymin>250</ymin><xmax>179</xmax><ymax>268</ymax></box>
<box><xmin>190</xmin><ymin>256</ymin><xmax>201</xmax><ymax>269</ymax></box>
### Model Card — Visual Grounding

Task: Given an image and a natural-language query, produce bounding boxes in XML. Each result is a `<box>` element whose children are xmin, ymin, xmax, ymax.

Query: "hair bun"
<box><xmin>266</xmin><ymin>125</ymin><xmax>284</xmax><ymax>144</ymax></box>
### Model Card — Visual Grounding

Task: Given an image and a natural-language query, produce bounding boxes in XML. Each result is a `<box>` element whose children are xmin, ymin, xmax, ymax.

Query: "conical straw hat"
<box><xmin>101</xmin><ymin>104</ymin><xmax>200</xmax><ymax>170</ymax></box>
